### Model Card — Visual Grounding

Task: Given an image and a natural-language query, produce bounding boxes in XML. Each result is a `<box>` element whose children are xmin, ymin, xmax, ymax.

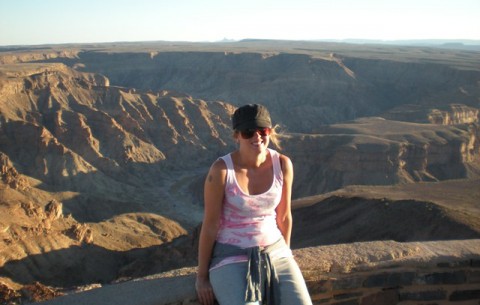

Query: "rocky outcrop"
<box><xmin>44</xmin><ymin>200</ymin><xmax>63</xmax><ymax>221</ymax></box>
<box><xmin>428</xmin><ymin>104</ymin><xmax>480</xmax><ymax>125</ymax></box>
<box><xmin>382</xmin><ymin>103</ymin><xmax>480</xmax><ymax>125</ymax></box>
<box><xmin>0</xmin><ymin>152</ymin><xmax>29</xmax><ymax>190</ymax></box>
<box><xmin>0</xmin><ymin>49</ymin><xmax>80</xmax><ymax>65</ymax></box>
<box><xmin>65</xmin><ymin>223</ymin><xmax>93</xmax><ymax>244</ymax></box>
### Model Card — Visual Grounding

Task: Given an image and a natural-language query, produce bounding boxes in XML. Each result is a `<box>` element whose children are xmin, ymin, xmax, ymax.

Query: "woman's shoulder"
<box><xmin>276</xmin><ymin>152</ymin><xmax>293</xmax><ymax>173</ymax></box>
<box><xmin>206</xmin><ymin>158</ymin><xmax>229</xmax><ymax>186</ymax></box>
<box><xmin>210</xmin><ymin>157</ymin><xmax>228</xmax><ymax>172</ymax></box>
<box><xmin>269</xmin><ymin>148</ymin><xmax>290</xmax><ymax>163</ymax></box>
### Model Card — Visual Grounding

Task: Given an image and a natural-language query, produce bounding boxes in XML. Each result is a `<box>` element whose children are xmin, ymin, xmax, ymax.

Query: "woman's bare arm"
<box><xmin>275</xmin><ymin>154</ymin><xmax>294</xmax><ymax>246</ymax></box>
<box><xmin>196</xmin><ymin>159</ymin><xmax>226</xmax><ymax>305</ymax></box>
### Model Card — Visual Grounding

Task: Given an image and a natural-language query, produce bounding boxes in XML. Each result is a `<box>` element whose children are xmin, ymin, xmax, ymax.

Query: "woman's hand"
<box><xmin>196</xmin><ymin>276</ymin><xmax>216</xmax><ymax>305</ymax></box>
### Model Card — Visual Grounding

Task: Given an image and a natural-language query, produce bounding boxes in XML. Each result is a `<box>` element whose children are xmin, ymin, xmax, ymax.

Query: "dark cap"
<box><xmin>232</xmin><ymin>104</ymin><xmax>272</xmax><ymax>131</ymax></box>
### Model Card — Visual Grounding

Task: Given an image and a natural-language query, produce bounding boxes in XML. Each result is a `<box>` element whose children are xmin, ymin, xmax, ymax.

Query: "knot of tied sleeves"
<box><xmin>245</xmin><ymin>246</ymin><xmax>280</xmax><ymax>304</ymax></box>
<box><xmin>210</xmin><ymin>239</ymin><xmax>285</xmax><ymax>305</ymax></box>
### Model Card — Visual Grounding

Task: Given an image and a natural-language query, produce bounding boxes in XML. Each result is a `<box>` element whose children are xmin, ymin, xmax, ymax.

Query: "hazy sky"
<box><xmin>1</xmin><ymin>0</ymin><xmax>479</xmax><ymax>46</ymax></box>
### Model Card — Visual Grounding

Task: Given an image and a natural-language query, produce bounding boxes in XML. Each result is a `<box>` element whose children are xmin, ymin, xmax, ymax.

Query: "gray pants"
<box><xmin>210</xmin><ymin>256</ymin><xmax>312</xmax><ymax>305</ymax></box>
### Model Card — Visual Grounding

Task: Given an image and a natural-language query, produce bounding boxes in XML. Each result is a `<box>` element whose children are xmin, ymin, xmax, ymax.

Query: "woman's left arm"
<box><xmin>276</xmin><ymin>154</ymin><xmax>294</xmax><ymax>247</ymax></box>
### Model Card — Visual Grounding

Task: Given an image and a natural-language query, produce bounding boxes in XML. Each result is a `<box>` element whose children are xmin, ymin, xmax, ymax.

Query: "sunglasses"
<box><xmin>239</xmin><ymin>127</ymin><xmax>271</xmax><ymax>139</ymax></box>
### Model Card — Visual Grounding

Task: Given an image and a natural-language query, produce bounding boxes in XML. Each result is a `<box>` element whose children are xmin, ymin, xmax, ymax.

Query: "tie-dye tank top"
<box><xmin>211</xmin><ymin>148</ymin><xmax>292</xmax><ymax>269</ymax></box>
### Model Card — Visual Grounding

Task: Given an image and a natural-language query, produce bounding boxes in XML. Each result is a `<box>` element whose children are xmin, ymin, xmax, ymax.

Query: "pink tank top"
<box><xmin>210</xmin><ymin>149</ymin><xmax>293</xmax><ymax>270</ymax></box>
<box><xmin>216</xmin><ymin>148</ymin><xmax>284</xmax><ymax>248</ymax></box>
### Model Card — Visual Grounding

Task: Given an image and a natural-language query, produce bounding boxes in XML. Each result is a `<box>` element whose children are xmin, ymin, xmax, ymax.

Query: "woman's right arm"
<box><xmin>196</xmin><ymin>159</ymin><xmax>226</xmax><ymax>305</ymax></box>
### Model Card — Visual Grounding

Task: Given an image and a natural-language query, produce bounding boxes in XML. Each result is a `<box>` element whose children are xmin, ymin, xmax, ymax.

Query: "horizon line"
<box><xmin>2</xmin><ymin>38</ymin><xmax>480</xmax><ymax>48</ymax></box>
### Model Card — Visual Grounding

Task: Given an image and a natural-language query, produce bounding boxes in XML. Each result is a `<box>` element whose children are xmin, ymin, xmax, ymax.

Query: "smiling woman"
<box><xmin>195</xmin><ymin>104</ymin><xmax>312</xmax><ymax>305</ymax></box>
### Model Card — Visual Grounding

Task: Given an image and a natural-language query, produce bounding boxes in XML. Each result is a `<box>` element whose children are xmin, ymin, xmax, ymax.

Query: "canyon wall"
<box><xmin>28</xmin><ymin>49</ymin><xmax>480</xmax><ymax>131</ymax></box>
<box><xmin>285</xmin><ymin>118</ymin><xmax>480</xmax><ymax>196</ymax></box>
<box><xmin>1</xmin><ymin>61</ymin><xmax>478</xmax><ymax>200</ymax></box>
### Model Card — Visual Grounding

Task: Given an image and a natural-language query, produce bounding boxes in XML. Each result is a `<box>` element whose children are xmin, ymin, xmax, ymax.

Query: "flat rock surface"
<box><xmin>294</xmin><ymin>239</ymin><xmax>480</xmax><ymax>274</ymax></box>
<box><xmin>39</xmin><ymin>239</ymin><xmax>480</xmax><ymax>305</ymax></box>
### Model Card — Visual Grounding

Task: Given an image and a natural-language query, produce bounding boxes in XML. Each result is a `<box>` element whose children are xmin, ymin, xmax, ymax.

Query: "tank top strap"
<box><xmin>219</xmin><ymin>154</ymin><xmax>235</xmax><ymax>185</ymax></box>
<box><xmin>268</xmin><ymin>148</ymin><xmax>283</xmax><ymax>180</ymax></box>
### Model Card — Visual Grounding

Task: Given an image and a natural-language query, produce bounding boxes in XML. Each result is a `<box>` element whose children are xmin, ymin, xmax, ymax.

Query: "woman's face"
<box><xmin>235</xmin><ymin>127</ymin><xmax>271</xmax><ymax>153</ymax></box>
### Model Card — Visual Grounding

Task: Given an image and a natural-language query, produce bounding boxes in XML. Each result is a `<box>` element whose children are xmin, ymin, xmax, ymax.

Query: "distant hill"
<box><xmin>311</xmin><ymin>38</ymin><xmax>480</xmax><ymax>50</ymax></box>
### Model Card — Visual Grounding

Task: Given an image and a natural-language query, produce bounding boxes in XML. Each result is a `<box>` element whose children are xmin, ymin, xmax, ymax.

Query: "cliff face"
<box><xmin>428</xmin><ymin>104</ymin><xmax>480</xmax><ymax>125</ymax></box>
<box><xmin>382</xmin><ymin>104</ymin><xmax>480</xmax><ymax>125</ymax></box>
<box><xmin>0</xmin><ymin>64</ymin><xmax>236</xmax><ymax>191</ymax></box>
<box><xmin>284</xmin><ymin>118</ymin><xmax>480</xmax><ymax>196</ymax></box>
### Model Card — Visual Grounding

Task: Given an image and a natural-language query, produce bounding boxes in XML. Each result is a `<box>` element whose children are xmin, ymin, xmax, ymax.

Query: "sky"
<box><xmin>1</xmin><ymin>0</ymin><xmax>479</xmax><ymax>46</ymax></box>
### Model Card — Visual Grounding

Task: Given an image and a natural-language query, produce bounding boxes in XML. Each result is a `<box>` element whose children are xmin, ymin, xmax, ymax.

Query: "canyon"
<box><xmin>0</xmin><ymin>40</ymin><xmax>479</xmax><ymax>304</ymax></box>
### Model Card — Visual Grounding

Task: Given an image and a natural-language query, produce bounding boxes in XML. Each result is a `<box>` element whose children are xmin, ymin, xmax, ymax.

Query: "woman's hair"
<box><xmin>269</xmin><ymin>124</ymin><xmax>283</xmax><ymax>150</ymax></box>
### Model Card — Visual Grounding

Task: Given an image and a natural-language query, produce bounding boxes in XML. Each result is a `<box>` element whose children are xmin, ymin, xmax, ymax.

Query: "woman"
<box><xmin>195</xmin><ymin>104</ymin><xmax>312</xmax><ymax>305</ymax></box>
